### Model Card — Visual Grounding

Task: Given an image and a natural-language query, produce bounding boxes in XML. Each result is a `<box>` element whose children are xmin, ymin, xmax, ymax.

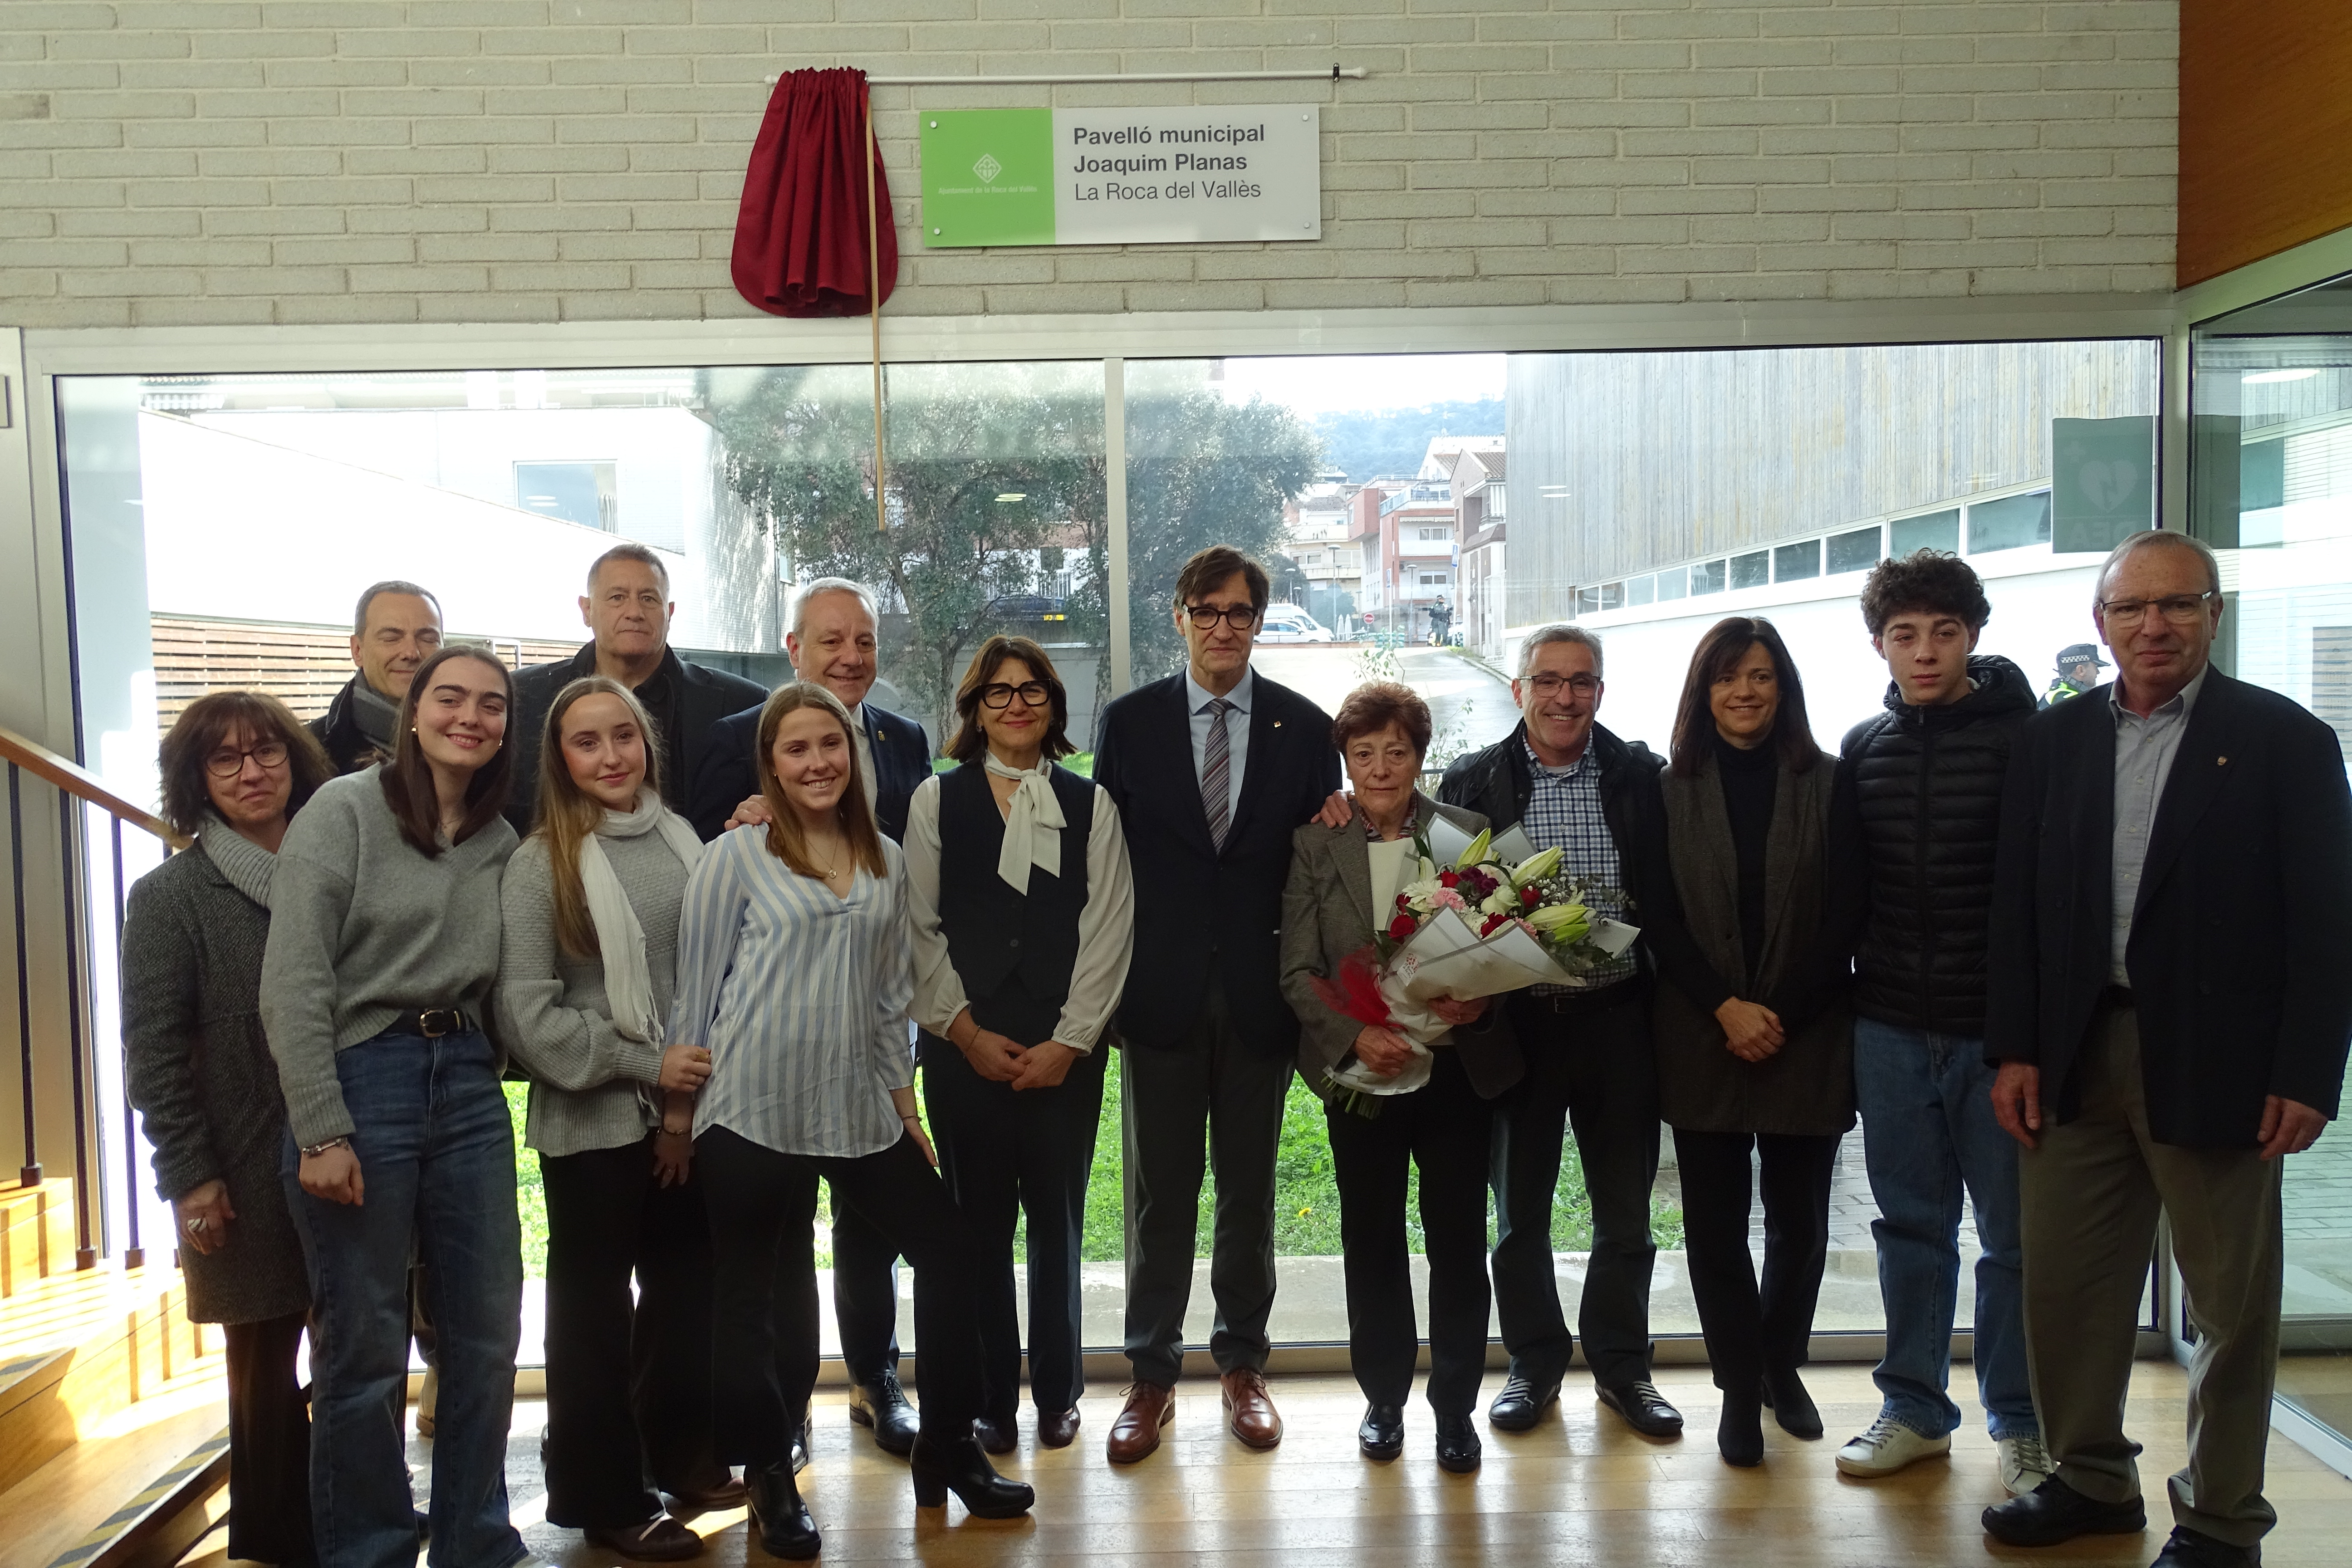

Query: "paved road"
<box><xmin>1254</xmin><ymin>642</ymin><xmax>1518</xmax><ymax>767</ymax></box>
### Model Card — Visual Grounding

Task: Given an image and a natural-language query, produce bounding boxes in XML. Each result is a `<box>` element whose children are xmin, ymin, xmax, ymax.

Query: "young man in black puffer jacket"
<box><xmin>1830</xmin><ymin>551</ymin><xmax>2049</xmax><ymax>1495</ymax></box>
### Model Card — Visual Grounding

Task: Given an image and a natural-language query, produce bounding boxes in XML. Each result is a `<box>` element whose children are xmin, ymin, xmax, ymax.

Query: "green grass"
<box><xmin>507</xmin><ymin>1052</ymin><xmax>1684</xmax><ymax>1284</ymax></box>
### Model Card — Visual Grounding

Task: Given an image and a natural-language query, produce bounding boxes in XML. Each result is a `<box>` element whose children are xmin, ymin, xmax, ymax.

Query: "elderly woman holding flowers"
<box><xmin>1279</xmin><ymin>681</ymin><xmax>1521</xmax><ymax>1475</ymax></box>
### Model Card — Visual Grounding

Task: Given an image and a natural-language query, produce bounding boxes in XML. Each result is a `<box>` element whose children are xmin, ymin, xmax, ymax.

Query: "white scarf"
<box><xmin>987</xmin><ymin>754</ymin><xmax>1063</xmax><ymax>894</ymax></box>
<box><xmin>578</xmin><ymin>788</ymin><xmax>704</xmax><ymax>1044</ymax></box>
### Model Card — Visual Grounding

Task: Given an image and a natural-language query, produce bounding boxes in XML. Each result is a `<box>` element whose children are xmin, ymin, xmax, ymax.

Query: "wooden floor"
<box><xmin>174</xmin><ymin>1362</ymin><xmax>2352</xmax><ymax>1568</ymax></box>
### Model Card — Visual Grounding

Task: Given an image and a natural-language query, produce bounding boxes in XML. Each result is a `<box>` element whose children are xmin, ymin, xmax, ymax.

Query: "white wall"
<box><xmin>0</xmin><ymin>3</ymin><xmax>2178</xmax><ymax>330</ymax></box>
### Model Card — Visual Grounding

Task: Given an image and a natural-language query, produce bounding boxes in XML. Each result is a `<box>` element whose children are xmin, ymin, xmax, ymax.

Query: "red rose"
<box><xmin>1521</xmin><ymin>885</ymin><xmax>1540</xmax><ymax>907</ymax></box>
<box><xmin>1387</xmin><ymin>913</ymin><xmax>1417</xmax><ymax>942</ymax></box>
<box><xmin>1439</xmin><ymin>870</ymin><xmax>1460</xmax><ymax>888</ymax></box>
<box><xmin>1480</xmin><ymin>913</ymin><xmax>1508</xmax><ymax>936</ymax></box>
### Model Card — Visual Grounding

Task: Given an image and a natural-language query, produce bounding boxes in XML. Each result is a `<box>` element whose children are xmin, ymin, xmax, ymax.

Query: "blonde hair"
<box><xmin>753</xmin><ymin>682</ymin><xmax>887</xmax><ymax>880</ymax></box>
<box><xmin>532</xmin><ymin>676</ymin><xmax>664</xmax><ymax>958</ymax></box>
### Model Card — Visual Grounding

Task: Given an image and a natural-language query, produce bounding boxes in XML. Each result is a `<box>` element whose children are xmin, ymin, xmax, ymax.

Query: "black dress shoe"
<box><xmin>849</xmin><ymin>1367</ymin><xmax>920</xmax><ymax>1457</ymax></box>
<box><xmin>908</xmin><ymin>1432</ymin><xmax>1034</xmax><ymax>1518</ymax></box>
<box><xmin>1760</xmin><ymin>1368</ymin><xmax>1823</xmax><ymax>1439</ymax></box>
<box><xmin>1487</xmin><ymin>1374</ymin><xmax>1561</xmax><ymax>1431</ymax></box>
<box><xmin>1597</xmin><ymin>1379</ymin><xmax>1686</xmax><ymax>1438</ymax></box>
<box><xmin>1717</xmin><ymin>1389</ymin><xmax>1764</xmax><ymax>1467</ymax></box>
<box><xmin>2151</xmin><ymin>1524</ymin><xmax>2260</xmax><ymax>1568</ymax></box>
<box><xmin>1038</xmin><ymin>1406</ymin><xmax>1081</xmax><ymax>1449</ymax></box>
<box><xmin>1434</xmin><ymin>1414</ymin><xmax>1481</xmax><ymax>1474</ymax></box>
<box><xmin>973</xmin><ymin>1413</ymin><xmax>1018</xmax><ymax>1455</ymax></box>
<box><xmin>1980</xmin><ymin>1475</ymin><xmax>2147</xmax><ymax>1547</ymax></box>
<box><xmin>748</xmin><ymin>1460</ymin><xmax>820</xmax><ymax>1561</ymax></box>
<box><xmin>1358</xmin><ymin>1402</ymin><xmax>1404</xmax><ymax>1460</ymax></box>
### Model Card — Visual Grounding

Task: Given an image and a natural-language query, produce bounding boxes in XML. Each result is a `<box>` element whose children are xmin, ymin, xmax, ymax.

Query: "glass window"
<box><xmin>1730</xmin><ymin>549</ymin><xmax>1769</xmax><ymax>589</ymax></box>
<box><xmin>1627</xmin><ymin>574</ymin><xmax>1656</xmax><ymax>607</ymax></box>
<box><xmin>514</xmin><ymin>460</ymin><xmax>617</xmax><ymax>531</ymax></box>
<box><xmin>1967</xmin><ymin>490</ymin><xmax>2052</xmax><ymax>554</ymax></box>
<box><xmin>1773</xmin><ymin>539</ymin><xmax>1821</xmax><ymax>582</ymax></box>
<box><xmin>1656</xmin><ymin>566</ymin><xmax>1689</xmax><ymax>601</ymax></box>
<box><xmin>1890</xmin><ymin>507</ymin><xmax>1961</xmax><ymax>556</ymax></box>
<box><xmin>1826</xmin><ymin>524</ymin><xmax>1882</xmax><ymax>575</ymax></box>
<box><xmin>1690</xmin><ymin>559</ymin><xmax>1726</xmax><ymax>595</ymax></box>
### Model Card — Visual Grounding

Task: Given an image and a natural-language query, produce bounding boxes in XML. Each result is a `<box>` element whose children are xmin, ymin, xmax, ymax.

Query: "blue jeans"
<box><xmin>1853</xmin><ymin>1016</ymin><xmax>2037</xmax><ymax>1441</ymax></box>
<box><xmin>284</xmin><ymin>1028</ymin><xmax>525</xmax><ymax>1568</ymax></box>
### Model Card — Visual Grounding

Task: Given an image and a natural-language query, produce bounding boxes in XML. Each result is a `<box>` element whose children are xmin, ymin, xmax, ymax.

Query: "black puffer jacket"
<box><xmin>1837</xmin><ymin>655</ymin><xmax>2035</xmax><ymax>1035</ymax></box>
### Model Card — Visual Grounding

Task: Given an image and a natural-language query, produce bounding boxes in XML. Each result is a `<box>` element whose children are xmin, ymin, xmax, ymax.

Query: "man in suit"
<box><xmin>1094</xmin><ymin>545</ymin><xmax>1343</xmax><ymax>1464</ymax></box>
<box><xmin>1983</xmin><ymin>530</ymin><xmax>2352</xmax><ymax>1568</ymax></box>
<box><xmin>310</xmin><ymin>580</ymin><xmax>444</xmax><ymax>776</ymax></box>
<box><xmin>504</xmin><ymin>544</ymin><xmax>766</xmax><ymax>833</ymax></box>
<box><xmin>691</xmin><ymin>578</ymin><xmax>932</xmax><ymax>1460</ymax></box>
<box><xmin>1438</xmin><ymin>624</ymin><xmax>1685</xmax><ymax>1441</ymax></box>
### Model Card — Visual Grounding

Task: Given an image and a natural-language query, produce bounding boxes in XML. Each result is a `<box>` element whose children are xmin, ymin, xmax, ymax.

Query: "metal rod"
<box><xmin>10</xmin><ymin>764</ymin><xmax>37</xmax><ymax>1186</ymax></box>
<box><xmin>866</xmin><ymin>85</ymin><xmax>887</xmax><ymax>538</ymax></box>
<box><xmin>769</xmin><ymin>66</ymin><xmax>1367</xmax><ymax>86</ymax></box>
<box><xmin>58</xmin><ymin>791</ymin><xmax>94</xmax><ymax>1268</ymax></box>
<box><xmin>112</xmin><ymin>817</ymin><xmax>139</xmax><ymax>1269</ymax></box>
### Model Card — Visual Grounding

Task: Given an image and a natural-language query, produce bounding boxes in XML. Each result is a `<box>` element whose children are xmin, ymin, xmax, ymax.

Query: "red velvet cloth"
<box><xmin>731</xmin><ymin>68</ymin><xmax>898</xmax><ymax>319</ymax></box>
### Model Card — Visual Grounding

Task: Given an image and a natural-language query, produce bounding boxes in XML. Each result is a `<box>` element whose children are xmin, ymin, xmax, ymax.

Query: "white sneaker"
<box><xmin>1834</xmin><ymin>1414</ymin><xmax>1952</xmax><ymax>1477</ymax></box>
<box><xmin>1996</xmin><ymin>1433</ymin><xmax>2055</xmax><ymax>1496</ymax></box>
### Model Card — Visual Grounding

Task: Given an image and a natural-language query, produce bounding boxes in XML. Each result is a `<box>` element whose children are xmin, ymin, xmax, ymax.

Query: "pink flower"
<box><xmin>1428</xmin><ymin>888</ymin><xmax>1468</xmax><ymax>912</ymax></box>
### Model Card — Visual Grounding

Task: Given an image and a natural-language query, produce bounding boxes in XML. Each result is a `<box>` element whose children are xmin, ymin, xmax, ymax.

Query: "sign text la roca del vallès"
<box><xmin>918</xmin><ymin>106</ymin><xmax>1322</xmax><ymax>248</ymax></box>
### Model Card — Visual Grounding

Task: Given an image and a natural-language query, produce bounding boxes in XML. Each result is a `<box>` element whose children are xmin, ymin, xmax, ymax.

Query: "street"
<box><xmin>1254</xmin><ymin>640</ymin><xmax>1519</xmax><ymax>771</ymax></box>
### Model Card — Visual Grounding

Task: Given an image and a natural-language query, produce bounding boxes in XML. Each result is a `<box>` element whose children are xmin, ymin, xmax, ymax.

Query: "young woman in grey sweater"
<box><xmin>259</xmin><ymin>643</ymin><xmax>528</xmax><ymax>1568</ymax></box>
<box><xmin>493</xmin><ymin>677</ymin><xmax>730</xmax><ymax>1561</ymax></box>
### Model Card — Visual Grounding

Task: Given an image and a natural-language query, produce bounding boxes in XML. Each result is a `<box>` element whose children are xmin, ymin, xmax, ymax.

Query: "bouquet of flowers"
<box><xmin>1312</xmin><ymin>824</ymin><xmax>1639</xmax><ymax>1112</ymax></box>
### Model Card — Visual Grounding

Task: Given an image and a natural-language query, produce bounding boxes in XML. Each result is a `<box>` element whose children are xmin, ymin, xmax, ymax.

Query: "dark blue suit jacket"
<box><xmin>1094</xmin><ymin>669</ymin><xmax>1338</xmax><ymax>1056</ymax></box>
<box><xmin>689</xmin><ymin>697</ymin><xmax>931</xmax><ymax>845</ymax></box>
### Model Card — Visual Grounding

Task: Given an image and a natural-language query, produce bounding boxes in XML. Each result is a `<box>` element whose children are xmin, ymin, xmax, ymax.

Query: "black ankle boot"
<box><xmin>908</xmin><ymin>1431</ymin><xmax>1035</xmax><ymax>1519</ymax></box>
<box><xmin>748</xmin><ymin>1460</ymin><xmax>820</xmax><ymax>1560</ymax></box>
<box><xmin>1760</xmin><ymin>1367</ymin><xmax>1823</xmax><ymax>1439</ymax></box>
<box><xmin>1718</xmin><ymin>1389</ymin><xmax>1765</xmax><ymax>1468</ymax></box>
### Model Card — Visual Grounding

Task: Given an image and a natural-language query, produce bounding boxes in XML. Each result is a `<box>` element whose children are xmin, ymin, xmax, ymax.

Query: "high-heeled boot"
<box><xmin>1717</xmin><ymin>1387</ymin><xmax>1766</xmax><ymax>1468</ymax></box>
<box><xmin>1760</xmin><ymin>1367</ymin><xmax>1823</xmax><ymax>1439</ymax></box>
<box><xmin>908</xmin><ymin>1431</ymin><xmax>1035</xmax><ymax>1518</ymax></box>
<box><xmin>747</xmin><ymin>1460</ymin><xmax>820</xmax><ymax>1560</ymax></box>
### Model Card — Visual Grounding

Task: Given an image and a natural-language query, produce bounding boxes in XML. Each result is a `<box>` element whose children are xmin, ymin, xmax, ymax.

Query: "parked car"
<box><xmin>985</xmin><ymin>593</ymin><xmax>1068</xmax><ymax>625</ymax></box>
<box><xmin>1258</xmin><ymin>612</ymin><xmax>1334</xmax><ymax>645</ymax></box>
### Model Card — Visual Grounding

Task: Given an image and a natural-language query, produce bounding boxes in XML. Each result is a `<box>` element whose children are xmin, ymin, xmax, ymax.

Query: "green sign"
<box><xmin>920</xmin><ymin>109</ymin><xmax>1054</xmax><ymax>248</ymax></box>
<box><xmin>2051</xmin><ymin>416</ymin><xmax>2155</xmax><ymax>554</ymax></box>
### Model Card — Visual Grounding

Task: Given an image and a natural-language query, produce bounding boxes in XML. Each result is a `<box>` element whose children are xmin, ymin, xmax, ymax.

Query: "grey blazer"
<box><xmin>121</xmin><ymin>842</ymin><xmax>310</xmax><ymax>1325</ymax></box>
<box><xmin>1279</xmin><ymin>792</ymin><xmax>1523</xmax><ymax>1100</ymax></box>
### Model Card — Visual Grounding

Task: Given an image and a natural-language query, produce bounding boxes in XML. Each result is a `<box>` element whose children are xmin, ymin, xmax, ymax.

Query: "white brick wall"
<box><xmin>0</xmin><ymin>2</ymin><xmax>2179</xmax><ymax>329</ymax></box>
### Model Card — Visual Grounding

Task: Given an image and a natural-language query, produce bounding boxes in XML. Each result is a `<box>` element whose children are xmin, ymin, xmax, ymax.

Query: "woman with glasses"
<box><xmin>905</xmin><ymin>637</ymin><xmax>1135</xmax><ymax>1453</ymax></box>
<box><xmin>261</xmin><ymin>642</ymin><xmax>530</xmax><ymax>1567</ymax></box>
<box><xmin>124</xmin><ymin>692</ymin><xmax>333</xmax><ymax>1568</ymax></box>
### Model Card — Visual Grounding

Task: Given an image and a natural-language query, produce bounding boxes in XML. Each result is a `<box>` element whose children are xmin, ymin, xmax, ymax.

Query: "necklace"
<box><xmin>807</xmin><ymin>831</ymin><xmax>848</xmax><ymax>880</ymax></box>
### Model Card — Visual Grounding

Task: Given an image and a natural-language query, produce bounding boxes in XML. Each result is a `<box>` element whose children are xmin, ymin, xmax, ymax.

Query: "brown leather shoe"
<box><xmin>1220</xmin><ymin>1368</ymin><xmax>1283</xmax><ymax>1450</ymax></box>
<box><xmin>1106</xmin><ymin>1383</ymin><xmax>1174</xmax><ymax>1464</ymax></box>
<box><xmin>1039</xmin><ymin>1406</ymin><xmax>1081</xmax><ymax>1449</ymax></box>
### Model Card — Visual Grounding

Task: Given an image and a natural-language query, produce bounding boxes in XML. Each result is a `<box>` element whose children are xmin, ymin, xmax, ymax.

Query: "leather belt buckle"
<box><xmin>416</xmin><ymin>1007</ymin><xmax>462</xmax><ymax>1038</ymax></box>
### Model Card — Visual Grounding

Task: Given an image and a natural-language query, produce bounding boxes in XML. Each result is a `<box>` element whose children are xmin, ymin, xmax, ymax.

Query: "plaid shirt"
<box><xmin>1520</xmin><ymin>736</ymin><xmax>1636</xmax><ymax>990</ymax></box>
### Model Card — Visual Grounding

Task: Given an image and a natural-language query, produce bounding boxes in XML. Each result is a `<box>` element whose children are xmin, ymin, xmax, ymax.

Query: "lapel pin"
<box><xmin>1273</xmin><ymin>720</ymin><xmax>1283</xmax><ymax>728</ymax></box>
<box><xmin>2217</xmin><ymin>755</ymin><xmax>2228</xmax><ymax>766</ymax></box>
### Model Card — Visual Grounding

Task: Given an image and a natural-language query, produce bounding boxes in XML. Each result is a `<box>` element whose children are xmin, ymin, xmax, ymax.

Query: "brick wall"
<box><xmin>0</xmin><ymin>2</ymin><xmax>2180</xmax><ymax>330</ymax></box>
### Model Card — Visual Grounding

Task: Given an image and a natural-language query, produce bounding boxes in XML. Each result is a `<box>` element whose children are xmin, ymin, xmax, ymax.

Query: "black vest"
<box><xmin>936</xmin><ymin>762</ymin><xmax>1095</xmax><ymax>1046</ymax></box>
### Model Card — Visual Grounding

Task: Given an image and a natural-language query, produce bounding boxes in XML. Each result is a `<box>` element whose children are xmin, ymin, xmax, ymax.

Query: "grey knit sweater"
<box><xmin>493</xmin><ymin>830</ymin><xmax>688</xmax><ymax>1157</ymax></box>
<box><xmin>260</xmin><ymin>769</ymin><xmax>518</xmax><ymax>1147</ymax></box>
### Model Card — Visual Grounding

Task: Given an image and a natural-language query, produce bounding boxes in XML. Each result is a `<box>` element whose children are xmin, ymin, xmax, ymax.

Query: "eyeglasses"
<box><xmin>204</xmin><ymin>741</ymin><xmax>289</xmax><ymax>778</ymax></box>
<box><xmin>2097</xmin><ymin>591</ymin><xmax>2215</xmax><ymax>628</ymax></box>
<box><xmin>1184</xmin><ymin>603</ymin><xmax>1259</xmax><ymax>630</ymax></box>
<box><xmin>979</xmin><ymin>681</ymin><xmax>1051</xmax><ymax>710</ymax></box>
<box><xmin>1524</xmin><ymin>673</ymin><xmax>1601</xmax><ymax>699</ymax></box>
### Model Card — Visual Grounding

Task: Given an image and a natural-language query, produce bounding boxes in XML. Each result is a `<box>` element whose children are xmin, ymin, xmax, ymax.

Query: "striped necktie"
<box><xmin>1201</xmin><ymin>696</ymin><xmax>1234</xmax><ymax>849</ymax></box>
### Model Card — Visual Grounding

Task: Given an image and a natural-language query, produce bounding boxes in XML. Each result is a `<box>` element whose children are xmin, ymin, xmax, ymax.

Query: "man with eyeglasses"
<box><xmin>1093</xmin><ymin>545</ymin><xmax>1344</xmax><ymax>1464</ymax></box>
<box><xmin>1983</xmin><ymin>530</ymin><xmax>2352</xmax><ymax>1568</ymax></box>
<box><xmin>1439</xmin><ymin>625</ymin><xmax>1684</xmax><ymax>1442</ymax></box>
<box><xmin>310</xmin><ymin>580</ymin><xmax>444</xmax><ymax>776</ymax></box>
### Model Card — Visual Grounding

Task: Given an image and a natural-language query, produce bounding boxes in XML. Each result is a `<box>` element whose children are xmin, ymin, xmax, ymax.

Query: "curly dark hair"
<box><xmin>1858</xmin><ymin>549</ymin><xmax>1991</xmax><ymax>636</ymax></box>
<box><xmin>1332</xmin><ymin>681</ymin><xmax>1433</xmax><ymax>757</ymax></box>
<box><xmin>157</xmin><ymin>690</ymin><xmax>333</xmax><ymax>838</ymax></box>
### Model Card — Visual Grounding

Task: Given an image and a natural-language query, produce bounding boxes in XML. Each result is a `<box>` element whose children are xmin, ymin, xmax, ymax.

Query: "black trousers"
<box><xmin>698</xmin><ymin>1125</ymin><xmax>987</xmax><ymax>1466</ymax></box>
<box><xmin>1120</xmin><ymin>974</ymin><xmax>1295</xmax><ymax>1387</ymax></box>
<box><xmin>1325</xmin><ymin>1048</ymin><xmax>1493</xmax><ymax>1416</ymax></box>
<box><xmin>223</xmin><ymin>1310</ymin><xmax>315</xmax><ymax>1566</ymax></box>
<box><xmin>828</xmin><ymin>1200</ymin><xmax>903</xmax><ymax>1384</ymax></box>
<box><xmin>1672</xmin><ymin>1127</ymin><xmax>1841</xmax><ymax>1392</ymax></box>
<box><xmin>539</xmin><ymin>1135</ymin><xmax>726</xmax><ymax>1528</ymax></box>
<box><xmin>1492</xmin><ymin>987</ymin><xmax>1661</xmax><ymax>1388</ymax></box>
<box><xmin>920</xmin><ymin>1031</ymin><xmax>1106</xmax><ymax>1418</ymax></box>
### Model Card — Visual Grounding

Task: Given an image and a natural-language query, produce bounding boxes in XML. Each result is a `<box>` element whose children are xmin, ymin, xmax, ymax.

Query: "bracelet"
<box><xmin>660</xmin><ymin>1123</ymin><xmax>692</xmax><ymax>1137</ymax></box>
<box><xmin>299</xmin><ymin>1136</ymin><xmax>349</xmax><ymax>1158</ymax></box>
<box><xmin>901</xmin><ymin>1113</ymin><xmax>922</xmax><ymax>1124</ymax></box>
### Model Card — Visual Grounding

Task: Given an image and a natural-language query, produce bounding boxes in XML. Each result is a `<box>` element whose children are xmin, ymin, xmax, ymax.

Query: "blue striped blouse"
<box><xmin>673</xmin><ymin>825</ymin><xmax>915</xmax><ymax>1159</ymax></box>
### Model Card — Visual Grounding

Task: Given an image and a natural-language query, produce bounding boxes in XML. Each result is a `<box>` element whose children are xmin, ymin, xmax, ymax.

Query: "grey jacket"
<box><xmin>121</xmin><ymin>838</ymin><xmax>310</xmax><ymax>1325</ymax></box>
<box><xmin>1279</xmin><ymin>793</ymin><xmax>1524</xmax><ymax>1100</ymax></box>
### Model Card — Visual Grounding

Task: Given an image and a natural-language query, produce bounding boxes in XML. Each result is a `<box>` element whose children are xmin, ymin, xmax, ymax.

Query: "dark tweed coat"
<box><xmin>121</xmin><ymin>839</ymin><xmax>310</xmax><ymax>1325</ymax></box>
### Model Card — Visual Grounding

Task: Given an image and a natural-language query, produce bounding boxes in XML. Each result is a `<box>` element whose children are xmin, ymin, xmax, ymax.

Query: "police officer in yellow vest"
<box><xmin>2039</xmin><ymin>643</ymin><xmax>2108</xmax><ymax>710</ymax></box>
